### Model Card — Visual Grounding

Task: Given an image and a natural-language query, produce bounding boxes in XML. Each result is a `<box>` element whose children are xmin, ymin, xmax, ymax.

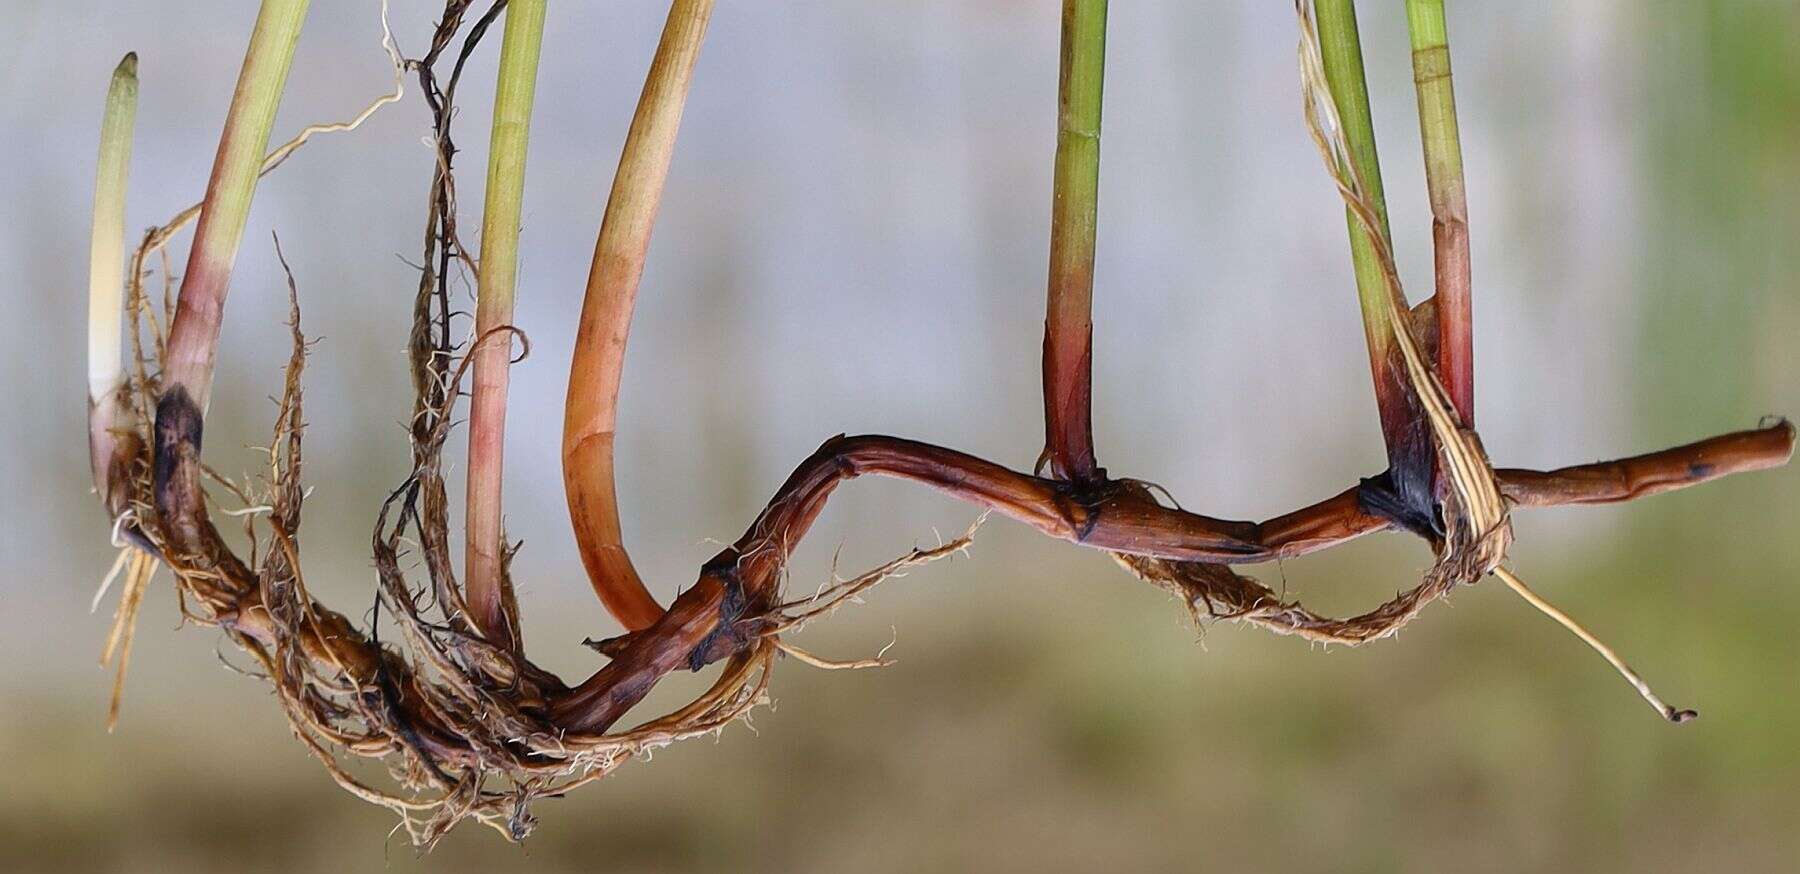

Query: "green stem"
<box><xmin>88</xmin><ymin>52</ymin><xmax>139</xmax><ymax>514</ymax></box>
<box><xmin>465</xmin><ymin>0</ymin><xmax>548</xmax><ymax>652</ymax></box>
<box><xmin>159</xmin><ymin>0</ymin><xmax>310</xmax><ymax>413</ymax></box>
<box><xmin>1042</xmin><ymin>0</ymin><xmax>1107</xmax><ymax>483</ymax></box>
<box><xmin>1405</xmin><ymin>0</ymin><xmax>1474</xmax><ymax>424</ymax></box>
<box><xmin>153</xmin><ymin>0</ymin><xmax>308</xmax><ymax>561</ymax></box>
<box><xmin>1313</xmin><ymin>0</ymin><xmax>1434</xmax><ymax>510</ymax></box>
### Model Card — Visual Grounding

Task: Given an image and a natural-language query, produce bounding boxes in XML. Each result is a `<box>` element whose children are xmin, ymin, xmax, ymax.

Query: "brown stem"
<box><xmin>564</xmin><ymin>0</ymin><xmax>715</xmax><ymax>632</ymax></box>
<box><xmin>1258</xmin><ymin>421</ymin><xmax>1797</xmax><ymax>552</ymax></box>
<box><xmin>1497</xmin><ymin>421</ymin><xmax>1795</xmax><ymax>507</ymax></box>
<box><xmin>551</xmin><ymin>421</ymin><xmax>1794</xmax><ymax>732</ymax></box>
<box><xmin>752</xmin><ymin>436</ymin><xmax>1268</xmax><ymax>567</ymax></box>
<box><xmin>213</xmin><ymin>584</ymin><xmax>483</xmax><ymax>768</ymax></box>
<box><xmin>553</xmin><ymin>433</ymin><xmax>1266</xmax><ymax>731</ymax></box>
<box><xmin>548</xmin><ymin>568</ymin><xmax>731</xmax><ymax>731</ymax></box>
<box><xmin>144</xmin><ymin>411</ymin><xmax>1793</xmax><ymax>758</ymax></box>
<box><xmin>1259</xmin><ymin>484</ymin><xmax>1388</xmax><ymax>558</ymax></box>
<box><xmin>144</xmin><ymin>418</ymin><xmax>1798</xmax><ymax>751</ymax></box>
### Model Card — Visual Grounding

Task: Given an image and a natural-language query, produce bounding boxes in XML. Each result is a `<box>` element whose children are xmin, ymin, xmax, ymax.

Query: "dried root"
<box><xmin>77</xmin><ymin>5</ymin><xmax>805</xmax><ymax>830</ymax></box>
<box><xmin>97</xmin><ymin>213</ymin><xmax>984</xmax><ymax>844</ymax></box>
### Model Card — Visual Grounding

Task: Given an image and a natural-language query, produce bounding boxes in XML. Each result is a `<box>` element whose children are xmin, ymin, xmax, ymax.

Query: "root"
<box><xmin>107</xmin><ymin>190</ymin><xmax>979</xmax><ymax>844</ymax></box>
<box><xmin>762</xmin><ymin>515</ymin><xmax>983</xmax><ymax>636</ymax></box>
<box><xmin>1494</xmin><ymin>566</ymin><xmax>1696</xmax><ymax>723</ymax></box>
<box><xmin>98</xmin><ymin>549</ymin><xmax>156</xmax><ymax>731</ymax></box>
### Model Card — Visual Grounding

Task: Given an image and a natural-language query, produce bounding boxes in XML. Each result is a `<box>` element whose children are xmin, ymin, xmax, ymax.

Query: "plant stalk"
<box><xmin>550</xmin><ymin>417</ymin><xmax>1796</xmax><ymax>731</ymax></box>
<box><xmin>464</xmin><ymin>0</ymin><xmax>547</xmax><ymax>652</ymax></box>
<box><xmin>1312</xmin><ymin>0</ymin><xmax>1436</xmax><ymax>518</ymax></box>
<box><xmin>89</xmin><ymin>52</ymin><xmax>139</xmax><ymax>516</ymax></box>
<box><xmin>564</xmin><ymin>0</ymin><xmax>715</xmax><ymax>632</ymax></box>
<box><xmin>153</xmin><ymin>0</ymin><xmax>308</xmax><ymax>560</ymax></box>
<box><xmin>1042</xmin><ymin>0</ymin><xmax>1108</xmax><ymax>484</ymax></box>
<box><xmin>159</xmin><ymin>0</ymin><xmax>310</xmax><ymax>413</ymax></box>
<box><xmin>1404</xmin><ymin>0</ymin><xmax>1474</xmax><ymax>423</ymax></box>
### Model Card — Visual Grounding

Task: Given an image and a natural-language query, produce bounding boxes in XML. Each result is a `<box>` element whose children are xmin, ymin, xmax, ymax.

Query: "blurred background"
<box><xmin>4</xmin><ymin>1</ymin><xmax>1797</xmax><ymax>871</ymax></box>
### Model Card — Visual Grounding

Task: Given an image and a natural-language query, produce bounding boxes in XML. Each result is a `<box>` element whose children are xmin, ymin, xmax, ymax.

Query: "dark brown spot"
<box><xmin>153</xmin><ymin>386</ymin><xmax>207</xmax><ymax>535</ymax></box>
<box><xmin>688</xmin><ymin>567</ymin><xmax>749</xmax><ymax>671</ymax></box>
<box><xmin>1357</xmin><ymin>469</ymin><xmax>1444</xmax><ymax>541</ymax></box>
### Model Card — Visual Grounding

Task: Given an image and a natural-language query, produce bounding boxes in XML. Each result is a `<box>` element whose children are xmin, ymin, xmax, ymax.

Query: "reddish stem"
<box><xmin>1497</xmin><ymin>421</ymin><xmax>1795</xmax><ymax>507</ymax></box>
<box><xmin>1041</xmin><ymin>0</ymin><xmax>1107</xmax><ymax>483</ymax></box>
<box><xmin>1043</xmin><ymin>327</ymin><xmax>1098</xmax><ymax>481</ymax></box>
<box><xmin>1404</xmin><ymin>6</ymin><xmax>1476</xmax><ymax>424</ymax></box>
<box><xmin>564</xmin><ymin>0</ymin><xmax>715</xmax><ymax>632</ymax></box>
<box><xmin>551</xmin><ymin>421</ymin><xmax>1794</xmax><ymax>732</ymax></box>
<box><xmin>463</xmin><ymin>0</ymin><xmax>550</xmax><ymax>653</ymax></box>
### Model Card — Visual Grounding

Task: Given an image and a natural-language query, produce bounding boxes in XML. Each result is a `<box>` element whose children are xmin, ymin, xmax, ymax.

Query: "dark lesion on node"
<box><xmin>152</xmin><ymin>385</ymin><xmax>213</xmax><ymax>551</ymax></box>
<box><xmin>1055</xmin><ymin>474</ymin><xmax>1115</xmax><ymax>543</ymax></box>
<box><xmin>688</xmin><ymin>560</ymin><xmax>751</xmax><ymax>671</ymax></box>
<box><xmin>1356</xmin><ymin>468</ymin><xmax>1445</xmax><ymax>543</ymax></box>
<box><xmin>152</xmin><ymin>387</ymin><xmax>204</xmax><ymax>501</ymax></box>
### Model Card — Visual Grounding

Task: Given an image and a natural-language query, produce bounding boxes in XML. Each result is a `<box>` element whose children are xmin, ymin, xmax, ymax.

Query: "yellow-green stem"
<box><xmin>1042</xmin><ymin>0</ymin><xmax>1107</xmax><ymax>484</ymax></box>
<box><xmin>465</xmin><ymin>0</ymin><xmax>547</xmax><ymax>652</ymax></box>
<box><xmin>564</xmin><ymin>0</ymin><xmax>715</xmax><ymax>632</ymax></box>
<box><xmin>88</xmin><ymin>52</ymin><xmax>139</xmax><ymax>513</ymax></box>
<box><xmin>1405</xmin><ymin>0</ymin><xmax>1474</xmax><ymax>423</ymax></box>
<box><xmin>1313</xmin><ymin>0</ymin><xmax>1434</xmax><ymax>507</ymax></box>
<box><xmin>159</xmin><ymin>0</ymin><xmax>310</xmax><ymax>413</ymax></box>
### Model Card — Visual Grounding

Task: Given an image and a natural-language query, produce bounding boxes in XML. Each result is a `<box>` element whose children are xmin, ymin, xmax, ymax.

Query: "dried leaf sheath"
<box><xmin>564</xmin><ymin>0</ymin><xmax>715</xmax><ymax>632</ymax></box>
